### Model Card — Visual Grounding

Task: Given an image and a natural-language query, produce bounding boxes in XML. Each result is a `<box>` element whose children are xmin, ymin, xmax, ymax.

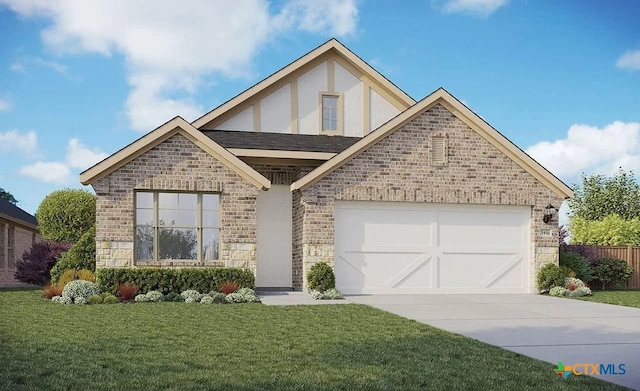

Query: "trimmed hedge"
<box><xmin>96</xmin><ymin>267</ymin><xmax>255</xmax><ymax>295</ymax></box>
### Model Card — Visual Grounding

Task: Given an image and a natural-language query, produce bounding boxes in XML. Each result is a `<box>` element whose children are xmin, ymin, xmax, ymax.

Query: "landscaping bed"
<box><xmin>0</xmin><ymin>288</ymin><xmax>624</xmax><ymax>391</ymax></box>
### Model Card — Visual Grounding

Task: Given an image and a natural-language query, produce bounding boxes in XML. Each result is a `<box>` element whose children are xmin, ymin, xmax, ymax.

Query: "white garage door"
<box><xmin>334</xmin><ymin>202</ymin><xmax>531</xmax><ymax>294</ymax></box>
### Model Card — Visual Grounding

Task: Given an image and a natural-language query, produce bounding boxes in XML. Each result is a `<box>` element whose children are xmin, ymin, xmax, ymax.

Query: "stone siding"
<box><xmin>93</xmin><ymin>133</ymin><xmax>260</xmax><ymax>269</ymax></box>
<box><xmin>298</xmin><ymin>103</ymin><xmax>563</xmax><ymax>290</ymax></box>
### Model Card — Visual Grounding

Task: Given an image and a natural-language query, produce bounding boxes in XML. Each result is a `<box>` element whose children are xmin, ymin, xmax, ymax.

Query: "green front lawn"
<box><xmin>0</xmin><ymin>289</ymin><xmax>624</xmax><ymax>391</ymax></box>
<box><xmin>573</xmin><ymin>289</ymin><xmax>640</xmax><ymax>308</ymax></box>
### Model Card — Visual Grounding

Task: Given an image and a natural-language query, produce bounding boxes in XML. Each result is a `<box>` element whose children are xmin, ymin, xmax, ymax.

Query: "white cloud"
<box><xmin>18</xmin><ymin>137</ymin><xmax>107</xmax><ymax>184</ymax></box>
<box><xmin>616</xmin><ymin>50</ymin><xmax>640</xmax><ymax>71</ymax></box>
<box><xmin>66</xmin><ymin>138</ymin><xmax>108</xmax><ymax>169</ymax></box>
<box><xmin>0</xmin><ymin>98</ymin><xmax>11</xmax><ymax>111</ymax></box>
<box><xmin>439</xmin><ymin>0</ymin><xmax>508</xmax><ymax>17</ymax></box>
<box><xmin>0</xmin><ymin>130</ymin><xmax>39</xmax><ymax>156</ymax></box>
<box><xmin>1</xmin><ymin>0</ymin><xmax>360</xmax><ymax>132</ymax></box>
<box><xmin>277</xmin><ymin>0</ymin><xmax>359</xmax><ymax>36</ymax></box>
<box><xmin>526</xmin><ymin>121</ymin><xmax>640</xmax><ymax>180</ymax></box>
<box><xmin>19</xmin><ymin>161</ymin><xmax>71</xmax><ymax>184</ymax></box>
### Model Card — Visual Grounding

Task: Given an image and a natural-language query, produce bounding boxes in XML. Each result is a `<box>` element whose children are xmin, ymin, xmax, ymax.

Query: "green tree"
<box><xmin>36</xmin><ymin>189</ymin><xmax>96</xmax><ymax>242</ymax></box>
<box><xmin>568</xmin><ymin>169</ymin><xmax>640</xmax><ymax>245</ymax></box>
<box><xmin>50</xmin><ymin>225</ymin><xmax>96</xmax><ymax>283</ymax></box>
<box><xmin>569</xmin><ymin>215</ymin><xmax>640</xmax><ymax>245</ymax></box>
<box><xmin>568</xmin><ymin>168</ymin><xmax>640</xmax><ymax>221</ymax></box>
<box><xmin>0</xmin><ymin>187</ymin><xmax>18</xmax><ymax>205</ymax></box>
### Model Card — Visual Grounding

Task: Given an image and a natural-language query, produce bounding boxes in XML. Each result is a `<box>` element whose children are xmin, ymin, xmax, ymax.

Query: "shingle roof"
<box><xmin>201</xmin><ymin>130</ymin><xmax>361</xmax><ymax>154</ymax></box>
<box><xmin>0</xmin><ymin>199</ymin><xmax>37</xmax><ymax>227</ymax></box>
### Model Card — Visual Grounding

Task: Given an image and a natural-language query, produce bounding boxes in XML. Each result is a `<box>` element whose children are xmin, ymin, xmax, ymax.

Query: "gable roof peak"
<box><xmin>291</xmin><ymin>87</ymin><xmax>573</xmax><ymax>199</ymax></box>
<box><xmin>191</xmin><ymin>38</ymin><xmax>415</xmax><ymax>129</ymax></box>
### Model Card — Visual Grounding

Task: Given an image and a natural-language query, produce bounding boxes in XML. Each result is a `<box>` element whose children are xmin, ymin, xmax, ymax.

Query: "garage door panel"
<box><xmin>335</xmin><ymin>202</ymin><xmax>531</xmax><ymax>294</ymax></box>
<box><xmin>438</xmin><ymin>211</ymin><xmax>528</xmax><ymax>248</ymax></box>
<box><xmin>338</xmin><ymin>208</ymin><xmax>433</xmax><ymax>248</ymax></box>
<box><xmin>336</xmin><ymin>251</ymin><xmax>434</xmax><ymax>292</ymax></box>
<box><xmin>439</xmin><ymin>253</ymin><xmax>524</xmax><ymax>289</ymax></box>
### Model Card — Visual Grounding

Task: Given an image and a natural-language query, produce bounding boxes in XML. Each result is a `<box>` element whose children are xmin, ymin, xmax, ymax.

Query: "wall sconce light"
<box><xmin>543</xmin><ymin>204</ymin><xmax>557</xmax><ymax>224</ymax></box>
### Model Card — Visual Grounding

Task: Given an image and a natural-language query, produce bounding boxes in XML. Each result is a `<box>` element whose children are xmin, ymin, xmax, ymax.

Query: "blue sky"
<box><xmin>1</xmin><ymin>0</ymin><xmax>639</xmax><ymax>218</ymax></box>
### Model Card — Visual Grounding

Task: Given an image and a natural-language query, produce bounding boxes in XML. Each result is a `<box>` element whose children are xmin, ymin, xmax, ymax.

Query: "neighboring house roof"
<box><xmin>79</xmin><ymin>117</ymin><xmax>271</xmax><ymax>190</ymax></box>
<box><xmin>203</xmin><ymin>130</ymin><xmax>360</xmax><ymax>153</ymax></box>
<box><xmin>0</xmin><ymin>199</ymin><xmax>38</xmax><ymax>230</ymax></box>
<box><xmin>192</xmin><ymin>38</ymin><xmax>416</xmax><ymax>129</ymax></box>
<box><xmin>291</xmin><ymin>88</ymin><xmax>574</xmax><ymax>199</ymax></box>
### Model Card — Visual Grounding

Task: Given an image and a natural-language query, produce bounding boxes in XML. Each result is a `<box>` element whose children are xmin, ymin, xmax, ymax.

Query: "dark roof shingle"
<box><xmin>0</xmin><ymin>199</ymin><xmax>37</xmax><ymax>226</ymax></box>
<box><xmin>201</xmin><ymin>130</ymin><xmax>360</xmax><ymax>154</ymax></box>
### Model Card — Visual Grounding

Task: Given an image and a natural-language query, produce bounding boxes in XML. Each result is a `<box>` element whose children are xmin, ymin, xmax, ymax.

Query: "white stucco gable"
<box><xmin>194</xmin><ymin>39</ymin><xmax>414</xmax><ymax>138</ymax></box>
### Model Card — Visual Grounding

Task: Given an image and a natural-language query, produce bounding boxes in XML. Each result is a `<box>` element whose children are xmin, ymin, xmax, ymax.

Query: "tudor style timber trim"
<box><xmin>192</xmin><ymin>38</ymin><xmax>415</xmax><ymax>130</ymax></box>
<box><xmin>79</xmin><ymin>117</ymin><xmax>271</xmax><ymax>190</ymax></box>
<box><xmin>291</xmin><ymin>88</ymin><xmax>574</xmax><ymax>199</ymax></box>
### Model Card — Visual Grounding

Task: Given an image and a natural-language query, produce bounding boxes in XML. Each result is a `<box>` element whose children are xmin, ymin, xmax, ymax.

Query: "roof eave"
<box><xmin>79</xmin><ymin>117</ymin><xmax>271</xmax><ymax>190</ymax></box>
<box><xmin>292</xmin><ymin>88</ymin><xmax>574</xmax><ymax>200</ymax></box>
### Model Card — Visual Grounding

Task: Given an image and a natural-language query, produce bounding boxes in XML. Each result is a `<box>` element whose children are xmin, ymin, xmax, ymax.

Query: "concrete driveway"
<box><xmin>347</xmin><ymin>294</ymin><xmax>640</xmax><ymax>389</ymax></box>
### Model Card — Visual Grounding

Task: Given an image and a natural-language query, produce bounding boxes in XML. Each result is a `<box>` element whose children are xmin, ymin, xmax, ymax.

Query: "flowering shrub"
<box><xmin>549</xmin><ymin>286</ymin><xmax>569</xmax><ymax>297</ymax></box>
<box><xmin>208</xmin><ymin>291</ymin><xmax>226</xmax><ymax>303</ymax></box>
<box><xmin>569</xmin><ymin>287</ymin><xmax>592</xmax><ymax>297</ymax></box>
<box><xmin>181</xmin><ymin>290</ymin><xmax>204</xmax><ymax>302</ymax></box>
<box><xmin>200</xmin><ymin>295</ymin><xmax>214</xmax><ymax>304</ymax></box>
<box><xmin>309</xmin><ymin>289</ymin><xmax>324</xmax><ymax>300</ymax></box>
<box><xmin>225</xmin><ymin>288</ymin><xmax>260</xmax><ymax>303</ymax></box>
<box><xmin>323</xmin><ymin>288</ymin><xmax>343</xmax><ymax>300</ymax></box>
<box><xmin>52</xmin><ymin>295</ymin><xmax>70</xmax><ymax>304</ymax></box>
<box><xmin>564</xmin><ymin>277</ymin><xmax>586</xmax><ymax>290</ymax></box>
<box><xmin>134</xmin><ymin>294</ymin><xmax>149</xmax><ymax>302</ymax></box>
<box><xmin>61</xmin><ymin>280</ymin><xmax>100</xmax><ymax>303</ymax></box>
<box><xmin>145</xmin><ymin>290</ymin><xmax>164</xmax><ymax>302</ymax></box>
<box><xmin>309</xmin><ymin>288</ymin><xmax>343</xmax><ymax>300</ymax></box>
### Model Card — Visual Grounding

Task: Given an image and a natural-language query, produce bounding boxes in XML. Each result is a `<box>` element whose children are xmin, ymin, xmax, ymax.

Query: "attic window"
<box><xmin>321</xmin><ymin>94</ymin><xmax>340</xmax><ymax>133</ymax></box>
<box><xmin>431</xmin><ymin>135</ymin><xmax>447</xmax><ymax>166</ymax></box>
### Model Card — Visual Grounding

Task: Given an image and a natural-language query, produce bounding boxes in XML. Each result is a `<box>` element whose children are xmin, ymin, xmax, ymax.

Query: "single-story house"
<box><xmin>0</xmin><ymin>199</ymin><xmax>40</xmax><ymax>287</ymax></box>
<box><xmin>80</xmin><ymin>39</ymin><xmax>572</xmax><ymax>294</ymax></box>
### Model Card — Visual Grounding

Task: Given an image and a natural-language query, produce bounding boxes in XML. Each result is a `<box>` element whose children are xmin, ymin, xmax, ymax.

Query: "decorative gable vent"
<box><xmin>431</xmin><ymin>134</ymin><xmax>447</xmax><ymax>166</ymax></box>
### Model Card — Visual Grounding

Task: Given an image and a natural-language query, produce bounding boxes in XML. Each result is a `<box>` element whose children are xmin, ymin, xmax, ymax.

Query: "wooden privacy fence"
<box><xmin>586</xmin><ymin>246</ymin><xmax>640</xmax><ymax>289</ymax></box>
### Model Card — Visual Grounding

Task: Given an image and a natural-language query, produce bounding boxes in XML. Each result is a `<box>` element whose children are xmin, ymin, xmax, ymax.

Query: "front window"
<box><xmin>322</xmin><ymin>95</ymin><xmax>339</xmax><ymax>132</ymax></box>
<box><xmin>135</xmin><ymin>192</ymin><xmax>220</xmax><ymax>263</ymax></box>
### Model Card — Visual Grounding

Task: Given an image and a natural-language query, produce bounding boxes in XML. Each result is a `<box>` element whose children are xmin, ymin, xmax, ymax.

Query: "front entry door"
<box><xmin>256</xmin><ymin>185</ymin><xmax>292</xmax><ymax>288</ymax></box>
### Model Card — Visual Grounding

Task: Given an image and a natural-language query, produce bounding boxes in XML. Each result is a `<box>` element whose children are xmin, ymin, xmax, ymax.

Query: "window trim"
<box><xmin>134</xmin><ymin>191</ymin><xmax>221</xmax><ymax>265</ymax></box>
<box><xmin>318</xmin><ymin>92</ymin><xmax>343</xmax><ymax>135</ymax></box>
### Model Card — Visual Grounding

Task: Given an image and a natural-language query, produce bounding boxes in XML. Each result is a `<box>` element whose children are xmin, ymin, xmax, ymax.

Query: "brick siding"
<box><xmin>93</xmin><ymin>133</ymin><xmax>260</xmax><ymax>268</ymax></box>
<box><xmin>297</xmin><ymin>103</ymin><xmax>563</xmax><ymax>289</ymax></box>
<box><xmin>0</xmin><ymin>220</ymin><xmax>39</xmax><ymax>287</ymax></box>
